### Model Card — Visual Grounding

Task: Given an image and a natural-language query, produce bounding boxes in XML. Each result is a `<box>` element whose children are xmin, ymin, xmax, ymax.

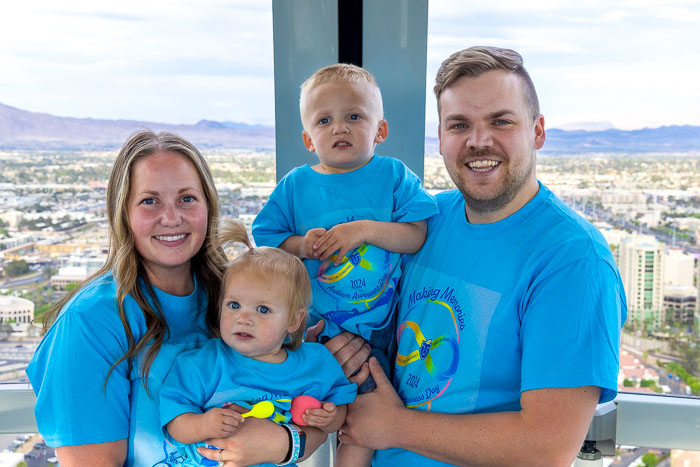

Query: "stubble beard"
<box><xmin>446</xmin><ymin>149</ymin><xmax>534</xmax><ymax>215</ymax></box>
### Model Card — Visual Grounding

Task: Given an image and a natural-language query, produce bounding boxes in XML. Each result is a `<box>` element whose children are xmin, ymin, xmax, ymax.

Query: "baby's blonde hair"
<box><xmin>299</xmin><ymin>63</ymin><xmax>384</xmax><ymax>129</ymax></box>
<box><xmin>217</xmin><ymin>220</ymin><xmax>310</xmax><ymax>350</ymax></box>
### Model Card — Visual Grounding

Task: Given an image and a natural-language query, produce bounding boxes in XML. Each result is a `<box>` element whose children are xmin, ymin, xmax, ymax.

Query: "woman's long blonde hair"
<box><xmin>39</xmin><ymin>130</ymin><xmax>227</xmax><ymax>387</ymax></box>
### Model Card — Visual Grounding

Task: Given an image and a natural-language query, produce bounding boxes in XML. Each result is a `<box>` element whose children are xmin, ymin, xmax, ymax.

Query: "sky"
<box><xmin>1</xmin><ymin>0</ymin><xmax>699</xmax><ymax>131</ymax></box>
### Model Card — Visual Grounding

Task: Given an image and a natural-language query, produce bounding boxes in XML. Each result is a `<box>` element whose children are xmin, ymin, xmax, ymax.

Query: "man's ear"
<box><xmin>374</xmin><ymin>120</ymin><xmax>389</xmax><ymax>143</ymax></box>
<box><xmin>533</xmin><ymin>114</ymin><xmax>546</xmax><ymax>150</ymax></box>
<box><xmin>302</xmin><ymin>131</ymin><xmax>316</xmax><ymax>153</ymax></box>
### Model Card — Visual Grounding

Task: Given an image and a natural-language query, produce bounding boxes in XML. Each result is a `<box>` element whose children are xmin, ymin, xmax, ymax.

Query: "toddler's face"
<box><xmin>302</xmin><ymin>80</ymin><xmax>387</xmax><ymax>174</ymax></box>
<box><xmin>219</xmin><ymin>270</ymin><xmax>299</xmax><ymax>363</ymax></box>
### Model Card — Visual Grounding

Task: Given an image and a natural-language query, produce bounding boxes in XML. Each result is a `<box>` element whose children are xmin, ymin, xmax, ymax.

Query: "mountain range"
<box><xmin>1</xmin><ymin>102</ymin><xmax>699</xmax><ymax>154</ymax></box>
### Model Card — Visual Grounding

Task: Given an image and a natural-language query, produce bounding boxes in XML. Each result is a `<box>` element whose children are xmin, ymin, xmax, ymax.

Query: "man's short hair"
<box><xmin>434</xmin><ymin>46</ymin><xmax>540</xmax><ymax>120</ymax></box>
<box><xmin>300</xmin><ymin>63</ymin><xmax>384</xmax><ymax>128</ymax></box>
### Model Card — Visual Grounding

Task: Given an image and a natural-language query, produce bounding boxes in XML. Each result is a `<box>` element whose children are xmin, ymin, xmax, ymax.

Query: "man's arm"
<box><xmin>341</xmin><ymin>358</ymin><xmax>599</xmax><ymax>466</ymax></box>
<box><xmin>56</xmin><ymin>440</ymin><xmax>127</xmax><ymax>467</ymax></box>
<box><xmin>314</xmin><ymin>220</ymin><xmax>427</xmax><ymax>264</ymax></box>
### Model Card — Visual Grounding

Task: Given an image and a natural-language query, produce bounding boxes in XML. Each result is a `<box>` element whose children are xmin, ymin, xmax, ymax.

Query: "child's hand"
<box><xmin>201</xmin><ymin>407</ymin><xmax>244</xmax><ymax>438</ymax></box>
<box><xmin>314</xmin><ymin>221</ymin><xmax>366</xmax><ymax>264</ymax></box>
<box><xmin>300</xmin><ymin>401</ymin><xmax>338</xmax><ymax>429</ymax></box>
<box><xmin>302</xmin><ymin>228</ymin><xmax>327</xmax><ymax>259</ymax></box>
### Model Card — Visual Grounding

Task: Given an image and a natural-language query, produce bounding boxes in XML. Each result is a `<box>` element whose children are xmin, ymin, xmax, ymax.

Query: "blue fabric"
<box><xmin>252</xmin><ymin>155</ymin><xmax>438</xmax><ymax>341</ymax></box>
<box><xmin>374</xmin><ymin>184</ymin><xmax>627</xmax><ymax>467</ymax></box>
<box><xmin>159</xmin><ymin>339</ymin><xmax>357</xmax><ymax>466</ymax></box>
<box><xmin>26</xmin><ymin>272</ymin><xmax>211</xmax><ymax>467</ymax></box>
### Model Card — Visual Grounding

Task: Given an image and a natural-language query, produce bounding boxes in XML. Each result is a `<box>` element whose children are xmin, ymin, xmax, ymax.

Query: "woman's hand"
<box><xmin>197</xmin><ymin>417</ymin><xmax>287</xmax><ymax>466</ymax></box>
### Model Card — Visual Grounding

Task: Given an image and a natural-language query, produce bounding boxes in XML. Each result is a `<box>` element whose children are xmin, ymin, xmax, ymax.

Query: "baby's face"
<box><xmin>302</xmin><ymin>80</ymin><xmax>387</xmax><ymax>174</ymax></box>
<box><xmin>219</xmin><ymin>270</ymin><xmax>296</xmax><ymax>363</ymax></box>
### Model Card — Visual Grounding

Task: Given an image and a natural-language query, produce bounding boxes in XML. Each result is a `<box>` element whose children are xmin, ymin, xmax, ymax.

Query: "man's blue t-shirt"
<box><xmin>26</xmin><ymin>272</ymin><xmax>211</xmax><ymax>467</ymax></box>
<box><xmin>252</xmin><ymin>155</ymin><xmax>438</xmax><ymax>341</ymax></box>
<box><xmin>159</xmin><ymin>339</ymin><xmax>357</xmax><ymax>466</ymax></box>
<box><xmin>374</xmin><ymin>185</ymin><xmax>627</xmax><ymax>466</ymax></box>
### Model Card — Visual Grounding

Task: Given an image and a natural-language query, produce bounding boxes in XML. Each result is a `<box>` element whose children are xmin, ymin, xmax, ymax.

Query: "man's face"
<box><xmin>438</xmin><ymin>70</ymin><xmax>545</xmax><ymax>223</ymax></box>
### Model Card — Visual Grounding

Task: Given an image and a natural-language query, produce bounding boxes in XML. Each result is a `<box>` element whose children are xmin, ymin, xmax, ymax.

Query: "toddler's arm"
<box><xmin>167</xmin><ymin>407</ymin><xmax>244</xmax><ymax>444</ymax></box>
<box><xmin>314</xmin><ymin>220</ymin><xmax>427</xmax><ymax>264</ymax></box>
<box><xmin>300</xmin><ymin>401</ymin><xmax>347</xmax><ymax>433</ymax></box>
<box><xmin>279</xmin><ymin>228</ymin><xmax>327</xmax><ymax>259</ymax></box>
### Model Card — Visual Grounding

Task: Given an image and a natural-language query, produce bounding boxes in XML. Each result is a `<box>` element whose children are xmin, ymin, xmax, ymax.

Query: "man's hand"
<box><xmin>301</xmin><ymin>228</ymin><xmax>326</xmax><ymax>259</ymax></box>
<box><xmin>339</xmin><ymin>357</ymin><xmax>403</xmax><ymax>451</ymax></box>
<box><xmin>307</xmin><ymin>321</ymin><xmax>371</xmax><ymax>383</ymax></box>
<box><xmin>313</xmin><ymin>221</ymin><xmax>367</xmax><ymax>264</ymax></box>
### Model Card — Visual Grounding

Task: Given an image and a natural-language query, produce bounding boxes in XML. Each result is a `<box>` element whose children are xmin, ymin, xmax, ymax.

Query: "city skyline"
<box><xmin>1</xmin><ymin>1</ymin><xmax>700</xmax><ymax>130</ymax></box>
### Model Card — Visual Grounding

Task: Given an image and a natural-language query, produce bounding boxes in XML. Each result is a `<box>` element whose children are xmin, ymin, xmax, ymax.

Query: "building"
<box><xmin>0</xmin><ymin>295</ymin><xmax>34</xmax><ymax>324</ymax></box>
<box><xmin>664</xmin><ymin>248</ymin><xmax>695</xmax><ymax>287</ymax></box>
<box><xmin>663</xmin><ymin>285</ymin><xmax>697</xmax><ymax>326</ymax></box>
<box><xmin>619</xmin><ymin>235</ymin><xmax>665</xmax><ymax>328</ymax></box>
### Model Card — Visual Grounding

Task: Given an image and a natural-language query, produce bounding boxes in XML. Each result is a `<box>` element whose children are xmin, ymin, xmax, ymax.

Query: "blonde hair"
<box><xmin>39</xmin><ymin>130</ymin><xmax>227</xmax><ymax>389</ymax></box>
<box><xmin>434</xmin><ymin>46</ymin><xmax>540</xmax><ymax>120</ymax></box>
<box><xmin>299</xmin><ymin>63</ymin><xmax>384</xmax><ymax>129</ymax></box>
<box><xmin>217</xmin><ymin>220</ymin><xmax>311</xmax><ymax>350</ymax></box>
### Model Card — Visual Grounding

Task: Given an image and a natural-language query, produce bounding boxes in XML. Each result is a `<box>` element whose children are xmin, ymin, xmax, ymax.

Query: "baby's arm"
<box><xmin>314</xmin><ymin>220</ymin><xmax>427</xmax><ymax>264</ymax></box>
<box><xmin>300</xmin><ymin>402</ymin><xmax>347</xmax><ymax>433</ymax></box>
<box><xmin>279</xmin><ymin>228</ymin><xmax>327</xmax><ymax>259</ymax></box>
<box><xmin>167</xmin><ymin>407</ymin><xmax>244</xmax><ymax>444</ymax></box>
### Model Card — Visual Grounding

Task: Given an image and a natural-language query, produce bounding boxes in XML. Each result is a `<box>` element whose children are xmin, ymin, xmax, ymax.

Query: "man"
<box><xmin>337</xmin><ymin>46</ymin><xmax>627</xmax><ymax>466</ymax></box>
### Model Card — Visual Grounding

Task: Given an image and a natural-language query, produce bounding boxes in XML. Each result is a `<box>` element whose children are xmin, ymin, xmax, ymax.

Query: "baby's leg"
<box><xmin>335</xmin><ymin>443</ymin><xmax>373</xmax><ymax>467</ymax></box>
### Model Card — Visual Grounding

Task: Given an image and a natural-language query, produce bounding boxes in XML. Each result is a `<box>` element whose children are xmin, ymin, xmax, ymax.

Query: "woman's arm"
<box><xmin>196</xmin><ymin>417</ymin><xmax>328</xmax><ymax>465</ymax></box>
<box><xmin>56</xmin><ymin>439</ymin><xmax>127</xmax><ymax>467</ymax></box>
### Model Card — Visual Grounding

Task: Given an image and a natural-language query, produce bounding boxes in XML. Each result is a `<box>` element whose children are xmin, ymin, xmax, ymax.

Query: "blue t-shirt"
<box><xmin>252</xmin><ymin>156</ymin><xmax>439</xmax><ymax>340</ymax></box>
<box><xmin>159</xmin><ymin>339</ymin><xmax>357</xmax><ymax>467</ymax></box>
<box><xmin>26</xmin><ymin>272</ymin><xmax>211</xmax><ymax>467</ymax></box>
<box><xmin>374</xmin><ymin>185</ymin><xmax>627</xmax><ymax>466</ymax></box>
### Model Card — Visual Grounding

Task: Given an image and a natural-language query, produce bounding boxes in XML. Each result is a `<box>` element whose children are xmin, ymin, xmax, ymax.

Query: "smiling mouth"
<box><xmin>467</xmin><ymin>160</ymin><xmax>500</xmax><ymax>172</ymax></box>
<box><xmin>154</xmin><ymin>234</ymin><xmax>187</xmax><ymax>242</ymax></box>
<box><xmin>333</xmin><ymin>141</ymin><xmax>351</xmax><ymax>148</ymax></box>
<box><xmin>235</xmin><ymin>332</ymin><xmax>254</xmax><ymax>339</ymax></box>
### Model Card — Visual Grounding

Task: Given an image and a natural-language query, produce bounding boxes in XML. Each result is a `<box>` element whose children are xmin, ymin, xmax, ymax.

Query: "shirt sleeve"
<box><xmin>252</xmin><ymin>177</ymin><xmax>296</xmax><ymax>248</ymax></box>
<box><xmin>391</xmin><ymin>162</ymin><xmax>439</xmax><ymax>223</ymax></box>
<box><xmin>316</xmin><ymin>348</ymin><xmax>357</xmax><ymax>405</ymax></box>
<box><xmin>520</xmin><ymin>254</ymin><xmax>625</xmax><ymax>403</ymax></box>
<box><xmin>159</xmin><ymin>353</ymin><xmax>210</xmax><ymax>431</ymax></box>
<box><xmin>27</xmin><ymin>304</ymin><xmax>132</xmax><ymax>447</ymax></box>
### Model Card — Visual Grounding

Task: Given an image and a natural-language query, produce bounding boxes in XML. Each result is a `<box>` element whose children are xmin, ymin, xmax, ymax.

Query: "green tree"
<box><xmin>65</xmin><ymin>282</ymin><xmax>80</xmax><ymax>292</ymax></box>
<box><xmin>642</xmin><ymin>452</ymin><xmax>658</xmax><ymax>467</ymax></box>
<box><xmin>4</xmin><ymin>260</ymin><xmax>30</xmax><ymax>277</ymax></box>
<box><xmin>623</xmin><ymin>379</ymin><xmax>634</xmax><ymax>387</ymax></box>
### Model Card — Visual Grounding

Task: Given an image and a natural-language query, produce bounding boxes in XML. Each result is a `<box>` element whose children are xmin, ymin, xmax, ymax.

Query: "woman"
<box><xmin>27</xmin><ymin>131</ymin><xmax>326</xmax><ymax>466</ymax></box>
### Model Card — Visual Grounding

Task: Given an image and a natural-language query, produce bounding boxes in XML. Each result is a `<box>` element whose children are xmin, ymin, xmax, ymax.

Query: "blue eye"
<box><xmin>319</xmin><ymin>117</ymin><xmax>330</xmax><ymax>125</ymax></box>
<box><xmin>182</xmin><ymin>195</ymin><xmax>195</xmax><ymax>203</ymax></box>
<box><xmin>256</xmin><ymin>305</ymin><xmax>270</xmax><ymax>314</ymax></box>
<box><xmin>349</xmin><ymin>114</ymin><xmax>360</xmax><ymax>120</ymax></box>
<box><xmin>141</xmin><ymin>198</ymin><xmax>156</xmax><ymax>205</ymax></box>
<box><xmin>227</xmin><ymin>301</ymin><xmax>240</xmax><ymax>309</ymax></box>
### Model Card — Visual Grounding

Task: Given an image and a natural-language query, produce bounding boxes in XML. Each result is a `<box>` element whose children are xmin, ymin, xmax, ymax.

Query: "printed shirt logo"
<box><xmin>395</xmin><ymin>298</ymin><xmax>461</xmax><ymax>410</ymax></box>
<box><xmin>316</xmin><ymin>243</ymin><xmax>394</xmax><ymax>326</ymax></box>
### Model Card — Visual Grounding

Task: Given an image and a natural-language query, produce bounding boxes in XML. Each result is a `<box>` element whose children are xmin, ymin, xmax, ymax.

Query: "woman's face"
<box><xmin>127</xmin><ymin>151</ymin><xmax>208</xmax><ymax>288</ymax></box>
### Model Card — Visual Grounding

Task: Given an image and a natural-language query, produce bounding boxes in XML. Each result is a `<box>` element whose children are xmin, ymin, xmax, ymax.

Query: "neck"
<box><xmin>464</xmin><ymin>179</ymin><xmax>539</xmax><ymax>225</ymax></box>
<box><xmin>143</xmin><ymin>264</ymin><xmax>194</xmax><ymax>296</ymax></box>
